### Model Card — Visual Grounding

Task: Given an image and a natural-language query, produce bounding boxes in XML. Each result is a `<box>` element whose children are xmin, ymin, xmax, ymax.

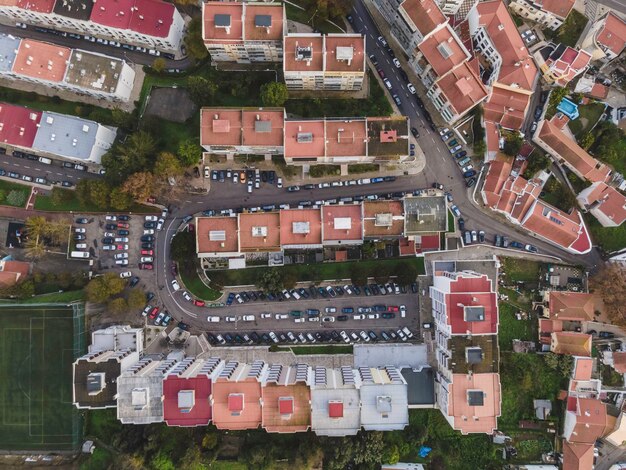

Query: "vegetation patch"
<box><xmin>309</xmin><ymin>165</ymin><xmax>341</xmax><ymax>178</ymax></box>
<box><xmin>543</xmin><ymin>10</ymin><xmax>588</xmax><ymax>47</ymax></box>
<box><xmin>348</xmin><ymin>163</ymin><xmax>379</xmax><ymax>174</ymax></box>
<box><xmin>180</xmin><ymin>267</ymin><xmax>222</xmax><ymax>301</ymax></box>
<box><xmin>540</xmin><ymin>176</ymin><xmax>576</xmax><ymax>212</ymax></box>
<box><xmin>0</xmin><ymin>179</ymin><xmax>30</xmax><ymax>208</ymax></box>
<box><xmin>501</xmin><ymin>257</ymin><xmax>542</xmax><ymax>284</ymax></box>
<box><xmin>585</xmin><ymin>213</ymin><xmax>626</xmax><ymax>253</ymax></box>
<box><xmin>498</xmin><ymin>302</ymin><xmax>536</xmax><ymax>351</ymax></box>
<box><xmin>568</xmin><ymin>102</ymin><xmax>605</xmax><ymax>137</ymax></box>
<box><xmin>288</xmin><ymin>345</ymin><xmax>353</xmax><ymax>355</ymax></box>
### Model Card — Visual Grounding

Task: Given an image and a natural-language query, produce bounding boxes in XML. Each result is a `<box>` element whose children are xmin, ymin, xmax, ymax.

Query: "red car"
<box><xmin>194</xmin><ymin>299</ymin><xmax>205</xmax><ymax>307</ymax></box>
<box><xmin>188</xmin><ymin>223</ymin><xmax>195</xmax><ymax>233</ymax></box>
<box><xmin>149</xmin><ymin>306</ymin><xmax>159</xmax><ymax>319</ymax></box>
<box><xmin>117</xmin><ymin>222</ymin><xmax>130</xmax><ymax>229</ymax></box>
<box><xmin>387</xmin><ymin>306</ymin><xmax>399</xmax><ymax>312</ymax></box>
<box><xmin>141</xmin><ymin>249</ymin><xmax>154</xmax><ymax>256</ymax></box>
<box><xmin>140</xmin><ymin>263</ymin><xmax>154</xmax><ymax>270</ymax></box>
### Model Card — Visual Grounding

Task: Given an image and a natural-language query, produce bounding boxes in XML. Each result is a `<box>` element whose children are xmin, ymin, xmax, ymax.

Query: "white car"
<box><xmin>142</xmin><ymin>305</ymin><xmax>152</xmax><ymax>317</ymax></box>
<box><xmin>114</xmin><ymin>253</ymin><xmax>128</xmax><ymax>260</ymax></box>
<box><xmin>204</xmin><ymin>167</ymin><xmax>210</xmax><ymax>178</ymax></box>
<box><xmin>115</xmin><ymin>259</ymin><xmax>129</xmax><ymax>266</ymax></box>
<box><xmin>325</xmin><ymin>307</ymin><xmax>337</xmax><ymax>313</ymax></box>
<box><xmin>104</xmin><ymin>232</ymin><xmax>115</xmax><ymax>237</ymax></box>
<box><xmin>367</xmin><ymin>313</ymin><xmax>380</xmax><ymax>320</ymax></box>
<box><xmin>171</xmin><ymin>279</ymin><xmax>180</xmax><ymax>291</ymax></box>
<box><xmin>392</xmin><ymin>58</ymin><xmax>401</xmax><ymax>68</ymax></box>
<box><xmin>145</xmin><ymin>215</ymin><xmax>158</xmax><ymax>222</ymax></box>
<box><xmin>343</xmin><ymin>285</ymin><xmax>353</xmax><ymax>295</ymax></box>
<box><xmin>275</xmin><ymin>313</ymin><xmax>288</xmax><ymax>320</ymax></box>
<box><xmin>308</xmin><ymin>316</ymin><xmax>320</xmax><ymax>322</ymax></box>
<box><xmin>76</xmin><ymin>243</ymin><xmax>87</xmax><ymax>249</ymax></box>
<box><xmin>397</xmin><ymin>329</ymin><xmax>408</xmax><ymax>342</ymax></box>
<box><xmin>114</xmin><ymin>237</ymin><xmax>129</xmax><ymax>243</ymax></box>
<box><xmin>400</xmin><ymin>305</ymin><xmax>406</xmax><ymax>318</ymax></box>
<box><xmin>383</xmin><ymin>78</ymin><xmax>392</xmax><ymax>89</ymax></box>
<box><xmin>235</xmin><ymin>294</ymin><xmax>243</xmax><ymax>304</ymax></box>
<box><xmin>340</xmin><ymin>330</ymin><xmax>350</xmax><ymax>343</ymax></box>
<box><xmin>402</xmin><ymin>326</ymin><xmax>414</xmax><ymax>339</ymax></box>
<box><xmin>225</xmin><ymin>316</ymin><xmax>237</xmax><ymax>322</ymax></box>
<box><xmin>353</xmin><ymin>314</ymin><xmax>366</xmax><ymax>320</ymax></box>
<box><xmin>143</xmin><ymin>229</ymin><xmax>155</xmax><ymax>235</ymax></box>
<box><xmin>102</xmin><ymin>245</ymin><xmax>115</xmax><ymax>251</ymax></box>
<box><xmin>281</xmin><ymin>289</ymin><xmax>291</xmax><ymax>299</ymax></box>
<box><xmin>269</xmin><ymin>332</ymin><xmax>279</xmax><ymax>344</ymax></box>
<box><xmin>298</xmin><ymin>333</ymin><xmax>307</xmax><ymax>343</ymax></box>
<box><xmin>359</xmin><ymin>331</ymin><xmax>370</xmax><ymax>342</ymax></box>
<box><xmin>140</xmin><ymin>256</ymin><xmax>154</xmax><ymax>263</ymax></box>
<box><xmin>207</xmin><ymin>316</ymin><xmax>220</xmax><ymax>323</ymax></box>
<box><xmin>161</xmin><ymin>208</ymin><xmax>168</xmax><ymax>218</ymax></box>
<box><xmin>439</xmin><ymin>128</ymin><xmax>450</xmax><ymax>136</ymax></box>
<box><xmin>119</xmin><ymin>271</ymin><xmax>132</xmax><ymax>279</ymax></box>
<box><xmin>105</xmin><ymin>215</ymin><xmax>117</xmax><ymax>221</ymax></box>
<box><xmin>242</xmin><ymin>315</ymin><xmax>255</xmax><ymax>322</ymax></box>
<box><xmin>407</xmin><ymin>83</ymin><xmax>416</xmax><ymax>94</ymax></box>
<box><xmin>277</xmin><ymin>177</ymin><xmax>283</xmax><ymax>188</ymax></box>
<box><xmin>157</xmin><ymin>219</ymin><xmax>164</xmax><ymax>231</ymax></box>
<box><xmin>377</xmin><ymin>35</ymin><xmax>388</xmax><ymax>47</ymax></box>
<box><xmin>182</xmin><ymin>291</ymin><xmax>192</xmax><ymax>302</ymax></box>
<box><xmin>287</xmin><ymin>332</ymin><xmax>297</xmax><ymax>343</ymax></box>
<box><xmin>322</xmin><ymin>316</ymin><xmax>335</xmax><ymax>323</ymax></box>
<box><xmin>74</xmin><ymin>228</ymin><xmax>86</xmax><ymax>233</ymax></box>
<box><xmin>294</xmin><ymin>318</ymin><xmax>305</xmax><ymax>323</ymax></box>
<box><xmin>260</xmin><ymin>313</ymin><xmax>272</xmax><ymax>319</ymax></box>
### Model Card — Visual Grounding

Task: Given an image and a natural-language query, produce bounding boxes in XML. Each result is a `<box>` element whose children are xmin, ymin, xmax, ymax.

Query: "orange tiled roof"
<box><xmin>548</xmin><ymin>291</ymin><xmax>596</xmax><ymax>321</ymax></box>
<box><xmin>279</xmin><ymin>209</ymin><xmax>322</xmax><ymax>246</ymax></box>
<box><xmin>238</xmin><ymin>212</ymin><xmax>281</xmax><ymax>252</ymax></box>
<box><xmin>540</xmin><ymin>0</ymin><xmax>575</xmax><ymax>18</ymax></box>
<box><xmin>448</xmin><ymin>373</ymin><xmax>501</xmax><ymax>434</ymax></box>
<box><xmin>550</xmin><ymin>331</ymin><xmax>592</xmax><ymax>356</ymax></box>
<box><xmin>597</xmin><ymin>13</ymin><xmax>626</xmax><ymax>56</ymax></box>
<box><xmin>12</xmin><ymin>39</ymin><xmax>70</xmax><ymax>83</ymax></box>
<box><xmin>562</xmin><ymin>441</ymin><xmax>594</xmax><ymax>470</ymax></box>
<box><xmin>483</xmin><ymin>84</ymin><xmax>532</xmax><ymax>130</ymax></box>
<box><xmin>196</xmin><ymin>217</ymin><xmax>239</xmax><ymax>254</ymax></box>
<box><xmin>399</xmin><ymin>0</ymin><xmax>446</xmax><ymax>37</ymax></box>
<box><xmin>436</xmin><ymin>60</ymin><xmax>489</xmax><ymax>117</ymax></box>
<box><xmin>418</xmin><ymin>25</ymin><xmax>469</xmax><ymax>78</ymax></box>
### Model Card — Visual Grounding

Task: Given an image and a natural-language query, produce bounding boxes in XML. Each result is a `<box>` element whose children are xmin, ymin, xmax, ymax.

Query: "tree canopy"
<box><xmin>260</xmin><ymin>82</ymin><xmax>289</xmax><ymax>107</ymax></box>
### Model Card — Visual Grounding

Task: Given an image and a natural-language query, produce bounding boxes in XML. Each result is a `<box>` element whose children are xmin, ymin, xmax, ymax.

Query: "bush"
<box><xmin>309</xmin><ymin>165</ymin><xmax>340</xmax><ymax>178</ymax></box>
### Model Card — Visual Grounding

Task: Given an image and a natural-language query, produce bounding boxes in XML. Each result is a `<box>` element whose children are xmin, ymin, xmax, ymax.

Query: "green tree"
<box><xmin>201</xmin><ymin>432</ymin><xmax>219</xmax><ymax>450</ymax></box>
<box><xmin>184</xmin><ymin>17</ymin><xmax>209</xmax><ymax>61</ymax></box>
<box><xmin>89</xmin><ymin>180</ymin><xmax>112</xmax><ymax>209</ymax></box>
<box><xmin>150</xmin><ymin>452</ymin><xmax>175</xmax><ymax>470</ymax></box>
<box><xmin>75</xmin><ymin>179</ymin><xmax>92</xmax><ymax>206</ymax></box>
<box><xmin>26</xmin><ymin>215</ymin><xmax>47</xmax><ymax>239</ymax></box>
<box><xmin>127</xmin><ymin>289</ymin><xmax>146</xmax><ymax>309</ymax></box>
<box><xmin>179</xmin><ymin>446</ymin><xmax>209</xmax><ymax>470</ymax></box>
<box><xmin>374</xmin><ymin>264</ymin><xmax>392</xmax><ymax>284</ymax></box>
<box><xmin>86</xmin><ymin>273</ymin><xmax>126</xmax><ymax>303</ymax></box>
<box><xmin>170</xmin><ymin>231</ymin><xmax>196</xmax><ymax>264</ymax></box>
<box><xmin>579</xmin><ymin>132</ymin><xmax>595</xmax><ymax>150</ymax></box>
<box><xmin>152</xmin><ymin>58</ymin><xmax>166</xmax><ymax>72</ymax></box>
<box><xmin>187</xmin><ymin>76</ymin><xmax>217</xmax><ymax>106</ymax></box>
<box><xmin>260</xmin><ymin>82</ymin><xmax>289</xmax><ymax>107</ymax></box>
<box><xmin>257</xmin><ymin>269</ymin><xmax>282</xmax><ymax>293</ymax></box>
<box><xmin>121</xmin><ymin>172</ymin><xmax>155</xmax><ymax>201</ymax></box>
<box><xmin>281</xmin><ymin>267</ymin><xmax>298</xmax><ymax>290</ymax></box>
<box><xmin>473</xmin><ymin>139</ymin><xmax>487</xmax><ymax>156</ymax></box>
<box><xmin>50</xmin><ymin>187</ymin><xmax>73</xmax><ymax>206</ymax></box>
<box><xmin>547</xmin><ymin>86</ymin><xmax>568</xmax><ymax>115</ymax></box>
<box><xmin>503</xmin><ymin>132</ymin><xmax>523</xmax><ymax>156</ymax></box>
<box><xmin>350</xmin><ymin>263</ymin><xmax>368</xmax><ymax>286</ymax></box>
<box><xmin>177</xmin><ymin>139</ymin><xmax>202</xmax><ymax>167</ymax></box>
<box><xmin>109</xmin><ymin>188</ymin><xmax>133</xmax><ymax>210</ymax></box>
<box><xmin>111</xmin><ymin>108</ymin><xmax>136</xmax><ymax>131</ymax></box>
<box><xmin>24</xmin><ymin>238</ymin><xmax>46</xmax><ymax>260</ymax></box>
<box><xmin>0</xmin><ymin>279</ymin><xmax>35</xmax><ymax>299</ymax></box>
<box><xmin>108</xmin><ymin>297</ymin><xmax>128</xmax><ymax>314</ymax></box>
<box><xmin>102</xmin><ymin>131</ymin><xmax>157</xmax><ymax>183</ymax></box>
<box><xmin>395</xmin><ymin>261</ymin><xmax>418</xmax><ymax>285</ymax></box>
<box><xmin>0</xmin><ymin>189</ymin><xmax>6</xmax><ymax>202</ymax></box>
<box><xmin>154</xmin><ymin>151</ymin><xmax>183</xmax><ymax>178</ymax></box>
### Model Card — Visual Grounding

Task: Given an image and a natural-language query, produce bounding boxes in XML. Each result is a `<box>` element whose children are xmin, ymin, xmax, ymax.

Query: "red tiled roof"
<box><xmin>589</xmin><ymin>83</ymin><xmax>609</xmax><ymax>99</ymax></box>
<box><xmin>284</xmin><ymin>120</ymin><xmax>326</xmax><ymax>159</ymax></box>
<box><xmin>483</xmin><ymin>84</ymin><xmax>532</xmax><ymax>130</ymax></box>
<box><xmin>17</xmin><ymin>0</ymin><xmax>54</xmax><ymax>13</ymax></box>
<box><xmin>279</xmin><ymin>209</ymin><xmax>322</xmax><ymax>246</ymax></box>
<box><xmin>163</xmin><ymin>376</ymin><xmax>212</xmax><ymax>427</ymax></box>
<box><xmin>228</xmin><ymin>393</ymin><xmax>244</xmax><ymax>412</ymax></box>
<box><xmin>363</xmin><ymin>200</ymin><xmax>404</xmax><ymax>237</ymax></box>
<box><xmin>325</xmin><ymin>120</ymin><xmax>366</xmax><ymax>157</ymax></box>
<box><xmin>284</xmin><ymin>35</ymin><xmax>324</xmax><ymax>72</ymax></box>
<box><xmin>416</xmin><ymin>234</ymin><xmax>440</xmax><ymax>252</ymax></box>
<box><xmin>203</xmin><ymin>2</ymin><xmax>243</xmax><ymax>41</ymax></box>
<box><xmin>399</xmin><ymin>0</ymin><xmax>446</xmax><ymax>37</ymax></box>
<box><xmin>597</xmin><ymin>13</ymin><xmax>626</xmax><ymax>56</ymax></box>
<box><xmin>483</xmin><ymin>161</ymin><xmax>512</xmax><ymax>206</ymax></box>
<box><xmin>562</xmin><ymin>442</ymin><xmax>595</xmax><ymax>470</ymax></box>
<box><xmin>484</xmin><ymin>121</ymin><xmax>501</xmax><ymax>154</ymax></box>
<box><xmin>244</xmin><ymin>4</ymin><xmax>284</xmax><ymax>41</ymax></box>
<box><xmin>0</xmin><ymin>261</ymin><xmax>29</xmax><ymax>285</ymax></box>
<box><xmin>200</xmin><ymin>108</ymin><xmax>242</xmax><ymax>146</ymax></box>
<box><xmin>567</xmin><ymin>397</ymin><xmax>612</xmax><ymax>444</ymax></box>
<box><xmin>537</xmin><ymin>118</ymin><xmax>611</xmax><ymax>183</ymax></box>
<box><xmin>581</xmin><ymin>182</ymin><xmax>626</xmax><ymax>226</ymax></box>
<box><xmin>573</xmin><ymin>357</ymin><xmax>593</xmax><ymax>381</ymax></box>
<box><xmin>90</xmin><ymin>0</ymin><xmax>176</xmax><ymax>38</ymax></box>
<box><xmin>418</xmin><ymin>25</ymin><xmax>469</xmax><ymax>78</ymax></box>
<box><xmin>0</xmin><ymin>103</ymin><xmax>41</xmax><ymax>148</ymax></box>
<box><xmin>476</xmin><ymin>1</ymin><xmax>537</xmax><ymax>90</ymax></box>
<box><xmin>239</xmin><ymin>212</ymin><xmax>281</xmax><ymax>252</ymax></box>
<box><xmin>328</xmin><ymin>400</ymin><xmax>343</xmax><ymax>418</ymax></box>
<box><xmin>13</xmin><ymin>39</ymin><xmax>70</xmax><ymax>83</ymax></box>
<box><xmin>448</xmin><ymin>373</ymin><xmax>501</xmax><ymax>434</ymax></box>
<box><xmin>321</xmin><ymin>205</ymin><xmax>363</xmax><ymax>242</ymax></box>
<box><xmin>550</xmin><ymin>332</ymin><xmax>592</xmax><ymax>356</ymax></box>
<box><xmin>539</xmin><ymin>0</ymin><xmax>575</xmax><ymax>18</ymax></box>
<box><xmin>262</xmin><ymin>383</ymin><xmax>311</xmax><ymax>433</ymax></box>
<box><xmin>549</xmin><ymin>291</ymin><xmax>596</xmax><ymax>321</ymax></box>
<box><xmin>447</xmin><ymin>292</ymin><xmax>498</xmax><ymax>335</ymax></box>
<box><xmin>212</xmin><ymin>379</ymin><xmax>262</xmax><ymax>430</ymax></box>
<box><xmin>436</xmin><ymin>60</ymin><xmax>488</xmax><ymax>117</ymax></box>
<box><xmin>613</xmin><ymin>352</ymin><xmax>626</xmax><ymax>374</ymax></box>
<box><xmin>196</xmin><ymin>217</ymin><xmax>239</xmax><ymax>254</ymax></box>
<box><xmin>242</xmin><ymin>109</ymin><xmax>285</xmax><ymax>147</ymax></box>
<box><xmin>325</xmin><ymin>35</ymin><xmax>366</xmax><ymax>73</ymax></box>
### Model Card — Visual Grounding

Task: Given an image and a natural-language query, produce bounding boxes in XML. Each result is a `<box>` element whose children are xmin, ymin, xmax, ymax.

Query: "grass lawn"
<box><xmin>180</xmin><ymin>267</ymin><xmax>222</xmax><ymax>301</ymax></box>
<box><xmin>80</xmin><ymin>447</ymin><xmax>113</xmax><ymax>470</ymax></box>
<box><xmin>0</xmin><ymin>179</ymin><xmax>31</xmax><ymax>208</ymax></box>
<box><xmin>34</xmin><ymin>192</ymin><xmax>157</xmax><ymax>213</ymax></box>
<box><xmin>447</xmin><ymin>209</ymin><xmax>455</xmax><ymax>232</ymax></box>
<box><xmin>209</xmin><ymin>258</ymin><xmax>425</xmax><ymax>288</ymax></box>
<box><xmin>586</xmin><ymin>213</ymin><xmax>626</xmax><ymax>253</ymax></box>
<box><xmin>568</xmin><ymin>103</ymin><xmax>605</xmax><ymax>137</ymax></box>
<box><xmin>285</xmin><ymin>2</ymin><xmax>344</xmax><ymax>33</ymax></box>
<box><xmin>501</xmin><ymin>257</ymin><xmax>542</xmax><ymax>284</ymax></box>
<box><xmin>544</xmin><ymin>9</ymin><xmax>588</xmax><ymax>47</ymax></box>
<box><xmin>0</xmin><ymin>304</ymin><xmax>83</xmax><ymax>450</ymax></box>
<box><xmin>284</xmin><ymin>345</ymin><xmax>353</xmax><ymax>355</ymax></box>
<box><xmin>499</xmin><ymin>302</ymin><xmax>536</xmax><ymax>351</ymax></box>
<box><xmin>10</xmin><ymin>290</ymin><xmax>86</xmax><ymax>304</ymax></box>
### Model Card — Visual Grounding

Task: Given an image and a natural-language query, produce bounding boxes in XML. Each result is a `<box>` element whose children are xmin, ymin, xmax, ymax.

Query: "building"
<box><xmin>0</xmin><ymin>0</ymin><xmax>184</xmax><ymax>52</ymax></box>
<box><xmin>509</xmin><ymin>0</ymin><xmax>575</xmax><ymax>30</ymax></box>
<box><xmin>579</xmin><ymin>12</ymin><xmax>626</xmax><ymax>63</ymax></box>
<box><xmin>481</xmin><ymin>159</ymin><xmax>593</xmax><ymax>254</ymax></box>
<box><xmin>363</xmin><ymin>200</ymin><xmax>405</xmax><ymax>240</ymax></box>
<box><xmin>534</xmin><ymin>116</ymin><xmax>612</xmax><ymax>184</ymax></box>
<box><xmin>390</xmin><ymin>0</ymin><xmax>446</xmax><ymax>55</ymax></box>
<box><xmin>550</xmin><ymin>331</ymin><xmax>592</xmax><ymax>356</ymax></box>
<box><xmin>584</xmin><ymin>0</ymin><xmax>626</xmax><ymax>23</ymax></box>
<box><xmin>72</xmin><ymin>326</ymin><xmax>143</xmax><ymax>409</ymax></box>
<box><xmin>117</xmin><ymin>357</ymin><xmax>178</xmax><ymax>425</ymax></box>
<box><xmin>32</xmin><ymin>112</ymin><xmax>117</xmax><ymax>165</ymax></box>
<box><xmin>0</xmin><ymin>259</ymin><xmax>30</xmax><ymax>287</ymax></box>
<box><xmin>544</xmin><ymin>291</ymin><xmax>597</xmax><ymax>322</ymax></box>
<box><xmin>280</xmin><ymin>209</ymin><xmax>323</xmax><ymax>249</ymax></box>
<box><xmin>357</xmin><ymin>366</ymin><xmax>409</xmax><ymax>431</ymax></box>
<box><xmin>239</xmin><ymin>212</ymin><xmax>281</xmax><ymax>253</ymax></box>
<box><xmin>534</xmin><ymin>44</ymin><xmax>592</xmax><ymax>86</ymax></box>
<box><xmin>195</xmin><ymin>216</ymin><xmax>240</xmax><ymax>259</ymax></box>
<box><xmin>283</xmin><ymin>33</ymin><xmax>366</xmax><ymax>90</ymax></box>
<box><xmin>321</xmin><ymin>204</ymin><xmax>364</xmax><ymax>246</ymax></box>
<box><xmin>310</xmin><ymin>367</ymin><xmax>361</xmax><ymax>436</ymax></box>
<box><xmin>0</xmin><ymin>35</ymin><xmax>136</xmax><ymax>102</ymax></box>
<box><xmin>577</xmin><ymin>182</ymin><xmax>626</xmax><ymax>228</ymax></box>
<box><xmin>210</xmin><ymin>361</ymin><xmax>265</xmax><ymax>430</ymax></box>
<box><xmin>261</xmin><ymin>364</ymin><xmax>311</xmax><ymax>433</ymax></box>
<box><xmin>202</xmin><ymin>1</ymin><xmax>285</xmax><ymax>63</ymax></box>
<box><xmin>563</xmin><ymin>396</ymin><xmax>614</xmax><ymax>443</ymax></box>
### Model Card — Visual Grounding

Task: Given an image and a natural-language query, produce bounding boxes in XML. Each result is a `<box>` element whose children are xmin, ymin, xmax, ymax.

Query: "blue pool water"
<box><xmin>557</xmin><ymin>98</ymin><xmax>579</xmax><ymax>120</ymax></box>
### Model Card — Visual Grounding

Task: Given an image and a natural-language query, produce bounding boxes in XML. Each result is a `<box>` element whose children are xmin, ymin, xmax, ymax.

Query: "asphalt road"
<box><xmin>0</xmin><ymin>153</ymin><xmax>98</xmax><ymax>187</ymax></box>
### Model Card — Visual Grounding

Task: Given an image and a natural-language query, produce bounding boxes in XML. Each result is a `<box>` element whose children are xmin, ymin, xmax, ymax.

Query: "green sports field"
<box><xmin>0</xmin><ymin>304</ymin><xmax>84</xmax><ymax>450</ymax></box>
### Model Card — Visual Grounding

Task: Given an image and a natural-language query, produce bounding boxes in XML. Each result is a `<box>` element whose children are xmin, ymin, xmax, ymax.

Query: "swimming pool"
<box><xmin>557</xmin><ymin>98</ymin><xmax>580</xmax><ymax>120</ymax></box>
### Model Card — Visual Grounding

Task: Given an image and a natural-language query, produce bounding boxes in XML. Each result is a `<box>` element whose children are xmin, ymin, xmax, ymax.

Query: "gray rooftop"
<box><xmin>117</xmin><ymin>359</ymin><xmax>170</xmax><ymax>424</ymax></box>
<box><xmin>65</xmin><ymin>50</ymin><xmax>125</xmax><ymax>95</ymax></box>
<box><xmin>354</xmin><ymin>344</ymin><xmax>428</xmax><ymax>369</ymax></box>
<box><xmin>54</xmin><ymin>0</ymin><xmax>94</xmax><ymax>21</ymax></box>
<box><xmin>31</xmin><ymin>112</ymin><xmax>113</xmax><ymax>163</ymax></box>
<box><xmin>310</xmin><ymin>369</ymin><xmax>361</xmax><ymax>436</ymax></box>
<box><xmin>359</xmin><ymin>380</ymin><xmax>408</xmax><ymax>431</ymax></box>
<box><xmin>403</xmin><ymin>196</ymin><xmax>448</xmax><ymax>234</ymax></box>
<box><xmin>255</xmin><ymin>14</ymin><xmax>272</xmax><ymax>27</ymax></box>
<box><xmin>401</xmin><ymin>367</ymin><xmax>435</xmax><ymax>406</ymax></box>
<box><xmin>0</xmin><ymin>34</ymin><xmax>20</xmax><ymax>73</ymax></box>
<box><xmin>467</xmin><ymin>390</ymin><xmax>485</xmax><ymax>406</ymax></box>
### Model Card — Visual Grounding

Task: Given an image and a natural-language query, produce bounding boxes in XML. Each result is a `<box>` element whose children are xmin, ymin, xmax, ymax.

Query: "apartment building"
<box><xmin>429</xmin><ymin>261</ymin><xmax>502</xmax><ymax>434</ymax></box>
<box><xmin>0</xmin><ymin>0</ymin><xmax>184</xmax><ymax>52</ymax></box>
<box><xmin>579</xmin><ymin>12</ymin><xmax>626</xmax><ymax>63</ymax></box>
<box><xmin>72</xmin><ymin>326</ymin><xmax>143</xmax><ymax>409</ymax></box>
<box><xmin>0</xmin><ymin>34</ymin><xmax>136</xmax><ymax>102</ymax></box>
<box><xmin>0</xmin><ymin>103</ymin><xmax>117</xmax><ymax>165</ymax></box>
<box><xmin>202</xmin><ymin>1</ymin><xmax>285</xmax><ymax>63</ymax></box>
<box><xmin>283</xmin><ymin>33</ymin><xmax>366</xmax><ymax>90</ymax></box>
<box><xmin>584</xmin><ymin>0</ymin><xmax>626</xmax><ymax>23</ymax></box>
<box><xmin>310</xmin><ymin>367</ymin><xmax>361</xmax><ymax>436</ymax></box>
<box><xmin>261</xmin><ymin>364</ymin><xmax>312</xmax><ymax>433</ymax></box>
<box><xmin>357</xmin><ymin>366</ymin><xmax>409</xmax><ymax>431</ymax></box>
<box><xmin>509</xmin><ymin>0</ymin><xmax>575</xmax><ymax>30</ymax></box>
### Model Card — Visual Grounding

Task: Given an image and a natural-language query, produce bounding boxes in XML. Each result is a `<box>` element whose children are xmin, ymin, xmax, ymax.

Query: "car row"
<box><xmin>207</xmin><ymin>305</ymin><xmax>406</xmax><ymax>323</ymax></box>
<box><xmin>211</xmin><ymin>168</ymin><xmax>282</xmax><ymax>191</ymax></box>
<box><xmin>206</xmin><ymin>326</ymin><xmax>415</xmax><ymax>346</ymax></box>
<box><xmin>141</xmin><ymin>304</ymin><xmax>173</xmax><ymax>326</ymax></box>
<box><xmin>439</xmin><ymin>129</ymin><xmax>476</xmax><ymax>187</ymax></box>
<box><xmin>286</xmin><ymin>175</ymin><xmax>397</xmax><ymax>193</ymax></box>
<box><xmin>225</xmin><ymin>283</ymin><xmax>418</xmax><ymax>306</ymax></box>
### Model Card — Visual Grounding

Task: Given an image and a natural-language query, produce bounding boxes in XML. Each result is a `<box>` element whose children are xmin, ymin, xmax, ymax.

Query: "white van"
<box><xmin>207</xmin><ymin>316</ymin><xmax>220</xmax><ymax>323</ymax></box>
<box><xmin>74</xmin><ymin>164</ymin><xmax>86</xmax><ymax>171</ymax></box>
<box><xmin>38</xmin><ymin>157</ymin><xmax>52</xmax><ymax>165</ymax></box>
<box><xmin>70</xmin><ymin>251</ymin><xmax>89</xmax><ymax>258</ymax></box>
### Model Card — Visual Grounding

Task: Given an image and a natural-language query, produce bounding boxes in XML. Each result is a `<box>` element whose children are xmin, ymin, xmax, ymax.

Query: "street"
<box><xmin>0</xmin><ymin>153</ymin><xmax>99</xmax><ymax>186</ymax></box>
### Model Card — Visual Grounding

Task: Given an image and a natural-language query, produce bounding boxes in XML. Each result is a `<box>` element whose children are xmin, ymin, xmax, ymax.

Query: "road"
<box><xmin>0</xmin><ymin>153</ymin><xmax>99</xmax><ymax>186</ymax></box>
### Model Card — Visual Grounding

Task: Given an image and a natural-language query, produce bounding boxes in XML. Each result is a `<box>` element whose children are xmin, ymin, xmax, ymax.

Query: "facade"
<box><xmin>72</xmin><ymin>326</ymin><xmax>143</xmax><ymax>409</ymax></box>
<box><xmin>0</xmin><ymin>0</ymin><xmax>184</xmax><ymax>52</ymax></box>
<box><xmin>534</xmin><ymin>44</ymin><xmax>592</xmax><ymax>86</ymax></box>
<box><xmin>283</xmin><ymin>33</ymin><xmax>366</xmax><ymax>90</ymax></box>
<box><xmin>429</xmin><ymin>261</ymin><xmax>501</xmax><ymax>434</ymax></box>
<box><xmin>509</xmin><ymin>0</ymin><xmax>575</xmax><ymax>30</ymax></box>
<box><xmin>579</xmin><ymin>12</ymin><xmax>626</xmax><ymax>63</ymax></box>
<box><xmin>0</xmin><ymin>34</ymin><xmax>136</xmax><ymax>102</ymax></box>
<box><xmin>202</xmin><ymin>1</ymin><xmax>285</xmax><ymax>63</ymax></box>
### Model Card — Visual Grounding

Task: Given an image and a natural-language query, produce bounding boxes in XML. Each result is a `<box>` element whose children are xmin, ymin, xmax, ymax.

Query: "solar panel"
<box><xmin>254</xmin><ymin>14</ymin><xmax>272</xmax><ymax>27</ymax></box>
<box><xmin>214</xmin><ymin>14</ymin><xmax>231</xmax><ymax>27</ymax></box>
<box><xmin>209</xmin><ymin>230</ymin><xmax>226</xmax><ymax>241</ymax></box>
<box><xmin>296</xmin><ymin>132</ymin><xmax>313</xmax><ymax>143</ymax></box>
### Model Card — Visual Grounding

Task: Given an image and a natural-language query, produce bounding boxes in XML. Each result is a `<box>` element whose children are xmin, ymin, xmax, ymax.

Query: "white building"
<box><xmin>509</xmin><ymin>0</ymin><xmax>575</xmax><ymax>30</ymax></box>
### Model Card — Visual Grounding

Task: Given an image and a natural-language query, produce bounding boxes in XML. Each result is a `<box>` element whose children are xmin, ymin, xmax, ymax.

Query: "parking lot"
<box><xmin>209</xmin><ymin>167</ymin><xmax>282</xmax><ymax>194</ymax></box>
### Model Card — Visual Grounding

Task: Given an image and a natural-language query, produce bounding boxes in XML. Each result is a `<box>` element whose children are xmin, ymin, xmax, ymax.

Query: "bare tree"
<box><xmin>590</xmin><ymin>263</ymin><xmax>626</xmax><ymax>325</ymax></box>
